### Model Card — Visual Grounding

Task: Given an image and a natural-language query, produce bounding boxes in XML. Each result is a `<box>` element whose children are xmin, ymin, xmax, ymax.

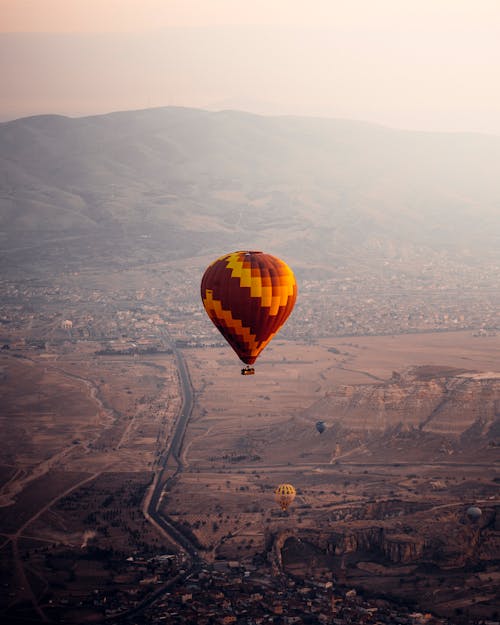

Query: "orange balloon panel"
<box><xmin>201</xmin><ymin>251</ymin><xmax>297</xmax><ymax>365</ymax></box>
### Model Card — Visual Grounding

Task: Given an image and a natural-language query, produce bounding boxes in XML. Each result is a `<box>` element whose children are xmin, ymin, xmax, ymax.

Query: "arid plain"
<box><xmin>167</xmin><ymin>333</ymin><xmax>500</xmax><ymax>620</ymax></box>
<box><xmin>1</xmin><ymin>326</ymin><xmax>498</xmax><ymax>622</ymax></box>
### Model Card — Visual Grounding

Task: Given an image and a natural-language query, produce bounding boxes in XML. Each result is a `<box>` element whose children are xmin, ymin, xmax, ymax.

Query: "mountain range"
<box><xmin>1</xmin><ymin>107</ymin><xmax>499</xmax><ymax>273</ymax></box>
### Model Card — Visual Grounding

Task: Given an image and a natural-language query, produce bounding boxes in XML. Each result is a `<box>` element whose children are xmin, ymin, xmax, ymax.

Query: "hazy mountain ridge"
<box><xmin>1</xmin><ymin>107</ymin><xmax>500</xmax><ymax>269</ymax></box>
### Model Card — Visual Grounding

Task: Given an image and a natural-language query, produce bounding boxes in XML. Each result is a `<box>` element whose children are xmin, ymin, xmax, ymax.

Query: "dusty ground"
<box><xmin>0</xmin><ymin>347</ymin><xmax>180</xmax><ymax>622</ymax></box>
<box><xmin>181</xmin><ymin>331</ymin><xmax>500</xmax><ymax>467</ymax></box>
<box><xmin>0</xmin><ymin>330</ymin><xmax>498</xmax><ymax>621</ymax></box>
<box><xmin>165</xmin><ymin>331</ymin><xmax>499</xmax><ymax>619</ymax></box>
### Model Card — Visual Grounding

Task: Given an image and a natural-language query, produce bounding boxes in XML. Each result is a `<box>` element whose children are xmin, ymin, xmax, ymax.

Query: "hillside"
<box><xmin>1</xmin><ymin>107</ymin><xmax>500</xmax><ymax>275</ymax></box>
<box><xmin>311</xmin><ymin>366</ymin><xmax>500</xmax><ymax>435</ymax></box>
<box><xmin>242</xmin><ymin>366</ymin><xmax>500</xmax><ymax>466</ymax></box>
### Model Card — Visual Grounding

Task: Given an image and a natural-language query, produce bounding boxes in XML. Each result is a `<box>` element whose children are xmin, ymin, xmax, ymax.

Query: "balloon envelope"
<box><xmin>316</xmin><ymin>421</ymin><xmax>326</xmax><ymax>434</ymax></box>
<box><xmin>466</xmin><ymin>506</ymin><xmax>482</xmax><ymax>522</ymax></box>
<box><xmin>201</xmin><ymin>251</ymin><xmax>297</xmax><ymax>365</ymax></box>
<box><xmin>275</xmin><ymin>483</ymin><xmax>296</xmax><ymax>511</ymax></box>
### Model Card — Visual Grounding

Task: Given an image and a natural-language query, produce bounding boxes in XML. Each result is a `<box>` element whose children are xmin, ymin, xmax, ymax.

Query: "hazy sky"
<box><xmin>1</xmin><ymin>0</ymin><xmax>500</xmax><ymax>134</ymax></box>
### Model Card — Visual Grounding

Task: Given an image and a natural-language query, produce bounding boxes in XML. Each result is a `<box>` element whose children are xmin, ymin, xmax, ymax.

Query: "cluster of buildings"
<box><xmin>0</xmin><ymin>256</ymin><xmax>498</xmax><ymax>349</ymax></box>
<box><xmin>128</xmin><ymin>563</ymin><xmax>470</xmax><ymax>625</ymax></box>
<box><xmin>289</xmin><ymin>272</ymin><xmax>499</xmax><ymax>339</ymax></box>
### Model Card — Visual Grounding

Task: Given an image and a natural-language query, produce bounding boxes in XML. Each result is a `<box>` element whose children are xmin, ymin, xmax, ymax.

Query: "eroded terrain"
<box><xmin>167</xmin><ymin>333</ymin><xmax>500</xmax><ymax>620</ymax></box>
<box><xmin>0</xmin><ymin>342</ymin><xmax>181</xmax><ymax>623</ymax></box>
<box><xmin>0</xmin><ymin>314</ymin><xmax>499</xmax><ymax>623</ymax></box>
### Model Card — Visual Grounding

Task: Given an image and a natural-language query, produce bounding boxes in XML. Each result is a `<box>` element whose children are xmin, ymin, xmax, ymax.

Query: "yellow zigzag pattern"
<box><xmin>225</xmin><ymin>252</ymin><xmax>295</xmax><ymax>316</ymax></box>
<box><xmin>203</xmin><ymin>290</ymin><xmax>277</xmax><ymax>358</ymax></box>
<box><xmin>275</xmin><ymin>484</ymin><xmax>296</xmax><ymax>495</ymax></box>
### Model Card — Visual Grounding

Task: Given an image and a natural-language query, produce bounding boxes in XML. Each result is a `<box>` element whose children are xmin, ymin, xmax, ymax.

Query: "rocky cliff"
<box><xmin>272</xmin><ymin>504</ymin><xmax>499</xmax><ymax>570</ymax></box>
<box><xmin>308</xmin><ymin>366</ymin><xmax>500</xmax><ymax>439</ymax></box>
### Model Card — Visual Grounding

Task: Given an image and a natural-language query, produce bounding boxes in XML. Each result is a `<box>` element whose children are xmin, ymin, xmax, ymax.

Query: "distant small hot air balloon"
<box><xmin>466</xmin><ymin>506</ymin><xmax>482</xmax><ymax>523</ymax></box>
<box><xmin>316</xmin><ymin>420</ymin><xmax>326</xmax><ymax>434</ymax></box>
<box><xmin>274</xmin><ymin>483</ymin><xmax>296</xmax><ymax>512</ymax></box>
<box><xmin>201</xmin><ymin>251</ymin><xmax>297</xmax><ymax>374</ymax></box>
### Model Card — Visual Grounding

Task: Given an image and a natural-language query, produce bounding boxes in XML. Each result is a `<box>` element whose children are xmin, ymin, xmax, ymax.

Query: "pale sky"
<box><xmin>1</xmin><ymin>0</ymin><xmax>500</xmax><ymax>133</ymax></box>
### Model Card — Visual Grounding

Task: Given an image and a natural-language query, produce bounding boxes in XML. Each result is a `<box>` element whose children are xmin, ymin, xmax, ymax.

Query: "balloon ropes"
<box><xmin>201</xmin><ymin>251</ymin><xmax>297</xmax><ymax>374</ymax></box>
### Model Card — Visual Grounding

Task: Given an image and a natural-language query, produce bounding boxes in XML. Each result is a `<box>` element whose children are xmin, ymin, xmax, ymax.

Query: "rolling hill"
<box><xmin>1</xmin><ymin>106</ymin><xmax>499</xmax><ymax>274</ymax></box>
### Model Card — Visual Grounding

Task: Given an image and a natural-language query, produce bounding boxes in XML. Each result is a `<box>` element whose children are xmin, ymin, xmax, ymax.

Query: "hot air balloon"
<box><xmin>274</xmin><ymin>483</ymin><xmax>296</xmax><ymax>512</ymax></box>
<box><xmin>200</xmin><ymin>251</ymin><xmax>297</xmax><ymax>374</ymax></box>
<box><xmin>466</xmin><ymin>506</ymin><xmax>482</xmax><ymax>523</ymax></box>
<box><xmin>316</xmin><ymin>420</ymin><xmax>326</xmax><ymax>434</ymax></box>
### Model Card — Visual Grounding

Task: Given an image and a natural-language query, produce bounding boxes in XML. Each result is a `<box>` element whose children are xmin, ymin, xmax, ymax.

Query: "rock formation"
<box><xmin>308</xmin><ymin>366</ymin><xmax>500</xmax><ymax>440</ymax></box>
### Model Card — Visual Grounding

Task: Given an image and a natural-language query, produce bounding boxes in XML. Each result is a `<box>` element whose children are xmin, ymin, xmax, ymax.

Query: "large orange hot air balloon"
<box><xmin>201</xmin><ymin>251</ymin><xmax>297</xmax><ymax>373</ymax></box>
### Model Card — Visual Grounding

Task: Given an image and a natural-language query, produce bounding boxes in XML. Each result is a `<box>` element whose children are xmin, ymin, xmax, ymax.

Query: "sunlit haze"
<box><xmin>1</xmin><ymin>0</ymin><xmax>500</xmax><ymax>133</ymax></box>
<box><xmin>1</xmin><ymin>4</ymin><xmax>500</xmax><ymax>623</ymax></box>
